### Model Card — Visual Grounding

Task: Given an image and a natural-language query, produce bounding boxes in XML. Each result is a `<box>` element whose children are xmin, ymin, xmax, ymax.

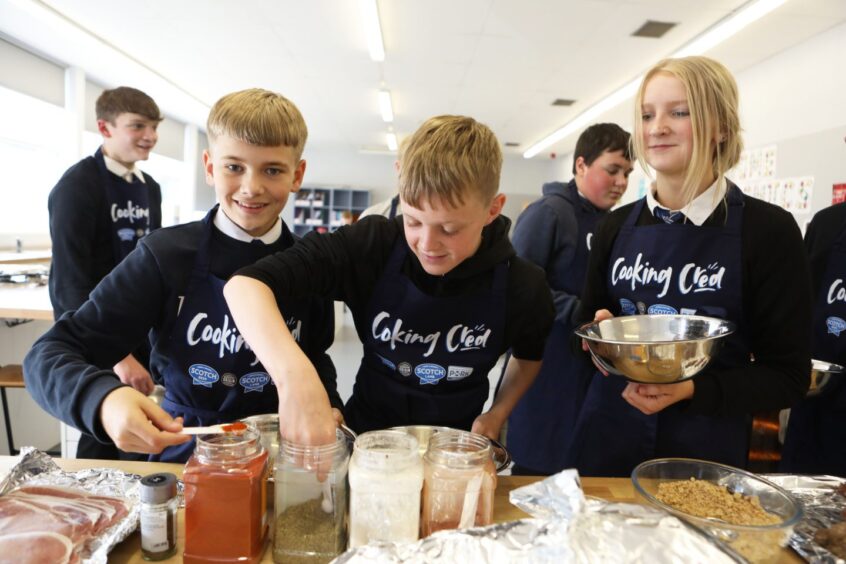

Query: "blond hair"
<box><xmin>399</xmin><ymin>115</ymin><xmax>502</xmax><ymax>208</ymax></box>
<box><xmin>207</xmin><ymin>89</ymin><xmax>308</xmax><ymax>159</ymax></box>
<box><xmin>633</xmin><ymin>56</ymin><xmax>743</xmax><ymax>207</ymax></box>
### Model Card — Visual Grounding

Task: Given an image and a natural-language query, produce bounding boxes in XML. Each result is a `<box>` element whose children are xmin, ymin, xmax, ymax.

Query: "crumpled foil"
<box><xmin>0</xmin><ymin>447</ymin><xmax>140</xmax><ymax>564</ymax></box>
<box><xmin>767</xmin><ymin>474</ymin><xmax>846</xmax><ymax>563</ymax></box>
<box><xmin>332</xmin><ymin>469</ymin><xmax>740</xmax><ymax>563</ymax></box>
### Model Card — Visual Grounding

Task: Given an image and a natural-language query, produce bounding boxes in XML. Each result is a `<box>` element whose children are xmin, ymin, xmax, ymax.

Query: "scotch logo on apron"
<box><xmin>189</xmin><ymin>364</ymin><xmax>219</xmax><ymax>388</ymax></box>
<box><xmin>415</xmin><ymin>363</ymin><xmax>446</xmax><ymax>385</ymax></box>
<box><xmin>827</xmin><ymin>317</ymin><xmax>846</xmax><ymax>337</ymax></box>
<box><xmin>648</xmin><ymin>304</ymin><xmax>678</xmax><ymax>315</ymax></box>
<box><xmin>117</xmin><ymin>228</ymin><xmax>136</xmax><ymax>242</ymax></box>
<box><xmin>240</xmin><ymin>372</ymin><xmax>271</xmax><ymax>393</ymax></box>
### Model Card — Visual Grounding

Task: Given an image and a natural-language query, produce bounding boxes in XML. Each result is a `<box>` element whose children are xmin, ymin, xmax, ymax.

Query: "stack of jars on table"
<box><xmin>182</xmin><ymin>424</ymin><xmax>498</xmax><ymax>563</ymax></box>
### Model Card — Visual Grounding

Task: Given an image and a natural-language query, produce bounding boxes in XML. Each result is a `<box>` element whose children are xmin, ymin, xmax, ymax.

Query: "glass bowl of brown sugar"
<box><xmin>632</xmin><ymin>458</ymin><xmax>802</xmax><ymax>563</ymax></box>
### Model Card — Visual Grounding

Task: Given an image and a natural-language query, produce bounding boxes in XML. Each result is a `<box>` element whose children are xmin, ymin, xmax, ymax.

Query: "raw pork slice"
<box><xmin>0</xmin><ymin>531</ymin><xmax>76</xmax><ymax>564</ymax></box>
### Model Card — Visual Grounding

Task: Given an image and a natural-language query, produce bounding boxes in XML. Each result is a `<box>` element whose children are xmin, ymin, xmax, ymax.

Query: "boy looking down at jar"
<box><xmin>24</xmin><ymin>89</ymin><xmax>341</xmax><ymax>461</ymax></box>
<box><xmin>225</xmin><ymin>115</ymin><xmax>554</xmax><ymax>447</ymax></box>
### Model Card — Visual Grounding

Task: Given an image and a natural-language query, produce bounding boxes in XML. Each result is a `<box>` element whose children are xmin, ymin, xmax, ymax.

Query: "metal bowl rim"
<box><xmin>390</xmin><ymin>425</ymin><xmax>512</xmax><ymax>472</ymax></box>
<box><xmin>811</xmin><ymin>359</ymin><xmax>845</xmax><ymax>374</ymax></box>
<box><xmin>631</xmin><ymin>457</ymin><xmax>803</xmax><ymax>531</ymax></box>
<box><xmin>576</xmin><ymin>314</ymin><xmax>736</xmax><ymax>345</ymax></box>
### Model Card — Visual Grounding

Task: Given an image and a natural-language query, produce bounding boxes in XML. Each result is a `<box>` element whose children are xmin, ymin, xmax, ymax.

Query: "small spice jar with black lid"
<box><xmin>140</xmin><ymin>472</ymin><xmax>178</xmax><ymax>561</ymax></box>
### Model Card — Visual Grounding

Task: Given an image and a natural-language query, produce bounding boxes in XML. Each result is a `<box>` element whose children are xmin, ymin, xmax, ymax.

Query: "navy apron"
<box><xmin>507</xmin><ymin>183</ymin><xmax>602</xmax><ymax>474</ymax></box>
<box><xmin>153</xmin><ymin>208</ymin><xmax>310</xmax><ymax>462</ymax></box>
<box><xmin>565</xmin><ymin>187</ymin><xmax>752</xmax><ymax>476</ymax></box>
<box><xmin>344</xmin><ymin>240</ymin><xmax>507</xmax><ymax>433</ymax></box>
<box><xmin>95</xmin><ymin>148</ymin><xmax>152</xmax><ymax>263</ymax></box>
<box><xmin>780</xmin><ymin>221</ymin><xmax>846</xmax><ymax>475</ymax></box>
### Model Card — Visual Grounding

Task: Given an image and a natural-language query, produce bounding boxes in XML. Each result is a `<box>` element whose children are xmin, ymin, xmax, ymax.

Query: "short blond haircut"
<box><xmin>399</xmin><ymin>115</ymin><xmax>502</xmax><ymax>208</ymax></box>
<box><xmin>633</xmin><ymin>56</ymin><xmax>743</xmax><ymax>207</ymax></box>
<box><xmin>207</xmin><ymin>89</ymin><xmax>308</xmax><ymax>159</ymax></box>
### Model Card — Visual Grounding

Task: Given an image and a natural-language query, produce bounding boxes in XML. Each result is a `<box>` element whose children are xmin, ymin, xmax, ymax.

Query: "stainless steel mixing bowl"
<box><xmin>807</xmin><ymin>359</ymin><xmax>845</xmax><ymax>397</ymax></box>
<box><xmin>575</xmin><ymin>314</ymin><xmax>735</xmax><ymax>384</ymax></box>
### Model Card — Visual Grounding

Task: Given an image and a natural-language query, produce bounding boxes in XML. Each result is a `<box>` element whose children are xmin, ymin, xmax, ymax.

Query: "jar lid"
<box><xmin>140</xmin><ymin>472</ymin><xmax>177</xmax><ymax>504</ymax></box>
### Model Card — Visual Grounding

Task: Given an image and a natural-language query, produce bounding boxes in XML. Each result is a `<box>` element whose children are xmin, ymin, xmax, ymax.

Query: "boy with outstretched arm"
<box><xmin>225</xmin><ymin>115</ymin><xmax>554</xmax><ymax>446</ymax></box>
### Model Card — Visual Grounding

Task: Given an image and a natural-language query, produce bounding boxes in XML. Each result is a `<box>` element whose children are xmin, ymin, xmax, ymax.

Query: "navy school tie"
<box><xmin>653</xmin><ymin>207</ymin><xmax>686</xmax><ymax>224</ymax></box>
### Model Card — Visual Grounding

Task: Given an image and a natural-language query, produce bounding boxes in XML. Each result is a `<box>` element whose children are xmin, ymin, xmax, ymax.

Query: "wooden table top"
<box><xmin>0</xmin><ymin>250</ymin><xmax>51</xmax><ymax>265</ymax></box>
<box><xmin>0</xmin><ymin>457</ymin><xmax>802</xmax><ymax>563</ymax></box>
<box><xmin>0</xmin><ymin>365</ymin><xmax>24</xmax><ymax>388</ymax></box>
<box><xmin>0</xmin><ymin>282</ymin><xmax>53</xmax><ymax>321</ymax></box>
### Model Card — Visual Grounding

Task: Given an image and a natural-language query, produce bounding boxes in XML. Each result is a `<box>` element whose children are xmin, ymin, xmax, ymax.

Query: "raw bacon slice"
<box><xmin>14</xmin><ymin>486</ymin><xmax>128</xmax><ymax>527</ymax></box>
<box><xmin>0</xmin><ymin>531</ymin><xmax>75</xmax><ymax>564</ymax></box>
<box><xmin>7</xmin><ymin>493</ymin><xmax>98</xmax><ymax>540</ymax></box>
<box><xmin>0</xmin><ymin>498</ymin><xmax>74</xmax><ymax>538</ymax></box>
<box><xmin>0</xmin><ymin>485</ymin><xmax>130</xmax><ymax>555</ymax></box>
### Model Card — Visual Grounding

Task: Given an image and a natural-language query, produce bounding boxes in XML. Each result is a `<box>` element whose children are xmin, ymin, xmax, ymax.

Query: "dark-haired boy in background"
<box><xmin>507</xmin><ymin>123</ymin><xmax>633</xmax><ymax>475</ymax></box>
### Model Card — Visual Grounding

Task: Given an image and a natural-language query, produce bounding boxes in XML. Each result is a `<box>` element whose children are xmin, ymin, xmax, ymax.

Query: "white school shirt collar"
<box><xmin>213</xmin><ymin>207</ymin><xmax>282</xmax><ymax>244</ymax></box>
<box><xmin>102</xmin><ymin>151</ymin><xmax>146</xmax><ymax>184</ymax></box>
<box><xmin>645</xmin><ymin>178</ymin><xmax>726</xmax><ymax>226</ymax></box>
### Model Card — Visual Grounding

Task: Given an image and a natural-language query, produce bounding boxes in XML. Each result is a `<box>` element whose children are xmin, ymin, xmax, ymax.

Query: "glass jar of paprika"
<box><xmin>183</xmin><ymin>425</ymin><xmax>269</xmax><ymax>563</ymax></box>
<box><xmin>420</xmin><ymin>430</ymin><xmax>497</xmax><ymax>536</ymax></box>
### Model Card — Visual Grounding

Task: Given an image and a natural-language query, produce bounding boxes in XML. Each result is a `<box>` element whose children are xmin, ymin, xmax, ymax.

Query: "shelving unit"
<box><xmin>292</xmin><ymin>187</ymin><xmax>370</xmax><ymax>237</ymax></box>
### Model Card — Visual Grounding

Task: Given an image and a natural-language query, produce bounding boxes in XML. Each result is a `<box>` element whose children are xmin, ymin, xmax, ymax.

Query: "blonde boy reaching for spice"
<box><xmin>24</xmin><ymin>89</ymin><xmax>341</xmax><ymax>462</ymax></box>
<box><xmin>225</xmin><ymin>115</ymin><xmax>554</xmax><ymax>446</ymax></box>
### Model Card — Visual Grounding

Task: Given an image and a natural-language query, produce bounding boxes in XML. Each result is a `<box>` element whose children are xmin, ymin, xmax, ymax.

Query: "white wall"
<box><xmin>735</xmin><ymin>21</ymin><xmax>846</xmax><ymax>221</ymax></box>
<box><xmin>738</xmin><ymin>21</ymin><xmax>846</xmax><ymax>150</ymax></box>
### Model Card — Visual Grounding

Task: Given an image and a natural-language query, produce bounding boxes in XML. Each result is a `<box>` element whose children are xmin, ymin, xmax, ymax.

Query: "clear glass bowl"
<box><xmin>631</xmin><ymin>458</ymin><xmax>802</xmax><ymax>563</ymax></box>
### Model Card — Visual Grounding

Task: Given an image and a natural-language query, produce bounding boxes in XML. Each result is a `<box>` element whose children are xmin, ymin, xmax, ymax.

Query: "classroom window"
<box><xmin>0</xmin><ymin>85</ymin><xmax>73</xmax><ymax>238</ymax></box>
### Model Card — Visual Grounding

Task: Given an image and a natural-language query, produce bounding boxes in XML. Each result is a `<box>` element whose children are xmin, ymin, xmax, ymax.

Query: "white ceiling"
<box><xmin>25</xmin><ymin>0</ymin><xmax>846</xmax><ymax>157</ymax></box>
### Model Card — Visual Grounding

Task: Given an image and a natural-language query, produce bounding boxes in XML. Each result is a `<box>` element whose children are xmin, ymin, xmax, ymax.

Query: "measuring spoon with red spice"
<box><xmin>180</xmin><ymin>422</ymin><xmax>248</xmax><ymax>435</ymax></box>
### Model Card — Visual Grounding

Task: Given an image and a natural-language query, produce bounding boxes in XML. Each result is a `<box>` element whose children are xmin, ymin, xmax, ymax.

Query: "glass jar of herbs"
<box><xmin>273</xmin><ymin>428</ymin><xmax>351</xmax><ymax>563</ymax></box>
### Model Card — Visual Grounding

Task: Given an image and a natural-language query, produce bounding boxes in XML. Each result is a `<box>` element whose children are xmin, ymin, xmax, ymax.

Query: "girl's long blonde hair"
<box><xmin>633</xmin><ymin>56</ymin><xmax>743</xmax><ymax>208</ymax></box>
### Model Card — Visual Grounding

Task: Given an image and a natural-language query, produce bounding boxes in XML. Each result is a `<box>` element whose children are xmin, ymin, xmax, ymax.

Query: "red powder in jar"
<box><xmin>183</xmin><ymin>448</ymin><xmax>269</xmax><ymax>563</ymax></box>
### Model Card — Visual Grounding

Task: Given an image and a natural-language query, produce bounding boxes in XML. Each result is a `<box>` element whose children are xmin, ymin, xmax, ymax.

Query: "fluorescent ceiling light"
<box><xmin>523</xmin><ymin>78</ymin><xmax>641</xmax><ymax>159</ymax></box>
<box><xmin>674</xmin><ymin>0</ymin><xmax>788</xmax><ymax>57</ymax></box>
<box><xmin>378</xmin><ymin>90</ymin><xmax>394</xmax><ymax>122</ymax></box>
<box><xmin>523</xmin><ymin>0</ymin><xmax>789</xmax><ymax>159</ymax></box>
<box><xmin>386</xmin><ymin>132</ymin><xmax>398</xmax><ymax>152</ymax></box>
<box><xmin>361</xmin><ymin>0</ymin><xmax>385</xmax><ymax>62</ymax></box>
